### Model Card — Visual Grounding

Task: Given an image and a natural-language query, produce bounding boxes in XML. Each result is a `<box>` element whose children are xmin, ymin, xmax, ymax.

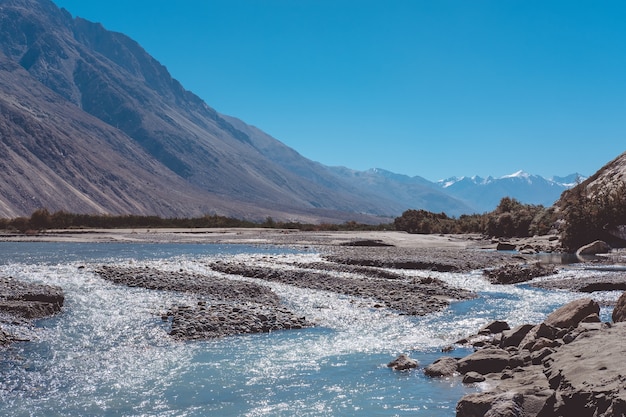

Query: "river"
<box><xmin>0</xmin><ymin>242</ymin><xmax>619</xmax><ymax>416</ymax></box>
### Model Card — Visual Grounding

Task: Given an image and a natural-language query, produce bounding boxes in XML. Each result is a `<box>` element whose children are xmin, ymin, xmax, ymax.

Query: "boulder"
<box><xmin>576</xmin><ymin>240</ymin><xmax>611</xmax><ymax>256</ymax></box>
<box><xmin>462</xmin><ymin>371</ymin><xmax>485</xmax><ymax>383</ymax></box>
<box><xmin>500</xmin><ymin>324</ymin><xmax>534</xmax><ymax>348</ymax></box>
<box><xmin>424</xmin><ymin>356</ymin><xmax>458</xmax><ymax>377</ymax></box>
<box><xmin>543</xmin><ymin>298</ymin><xmax>600</xmax><ymax>329</ymax></box>
<box><xmin>457</xmin><ymin>348</ymin><xmax>523</xmax><ymax>375</ymax></box>
<box><xmin>496</xmin><ymin>242</ymin><xmax>517</xmax><ymax>251</ymax></box>
<box><xmin>484</xmin><ymin>263</ymin><xmax>557</xmax><ymax>285</ymax></box>
<box><xmin>479</xmin><ymin>320</ymin><xmax>510</xmax><ymax>334</ymax></box>
<box><xmin>387</xmin><ymin>353</ymin><xmax>418</xmax><ymax>371</ymax></box>
<box><xmin>519</xmin><ymin>323</ymin><xmax>556</xmax><ymax>350</ymax></box>
<box><xmin>457</xmin><ymin>392</ymin><xmax>524</xmax><ymax>417</ymax></box>
<box><xmin>612</xmin><ymin>291</ymin><xmax>626</xmax><ymax>323</ymax></box>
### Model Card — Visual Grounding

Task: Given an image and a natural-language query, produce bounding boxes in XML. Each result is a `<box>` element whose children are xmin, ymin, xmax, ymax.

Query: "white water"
<box><xmin>0</xmin><ymin>243</ymin><xmax>620</xmax><ymax>416</ymax></box>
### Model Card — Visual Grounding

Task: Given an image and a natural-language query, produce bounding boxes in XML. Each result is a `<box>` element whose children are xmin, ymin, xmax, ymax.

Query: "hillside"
<box><xmin>557</xmin><ymin>151</ymin><xmax>626</xmax><ymax>249</ymax></box>
<box><xmin>0</xmin><ymin>0</ymin><xmax>400</xmax><ymax>222</ymax></box>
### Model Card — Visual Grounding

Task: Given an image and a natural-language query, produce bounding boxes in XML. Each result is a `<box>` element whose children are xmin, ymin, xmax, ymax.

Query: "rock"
<box><xmin>543</xmin><ymin>298</ymin><xmax>600</xmax><ymax>329</ymax></box>
<box><xmin>581</xmin><ymin>312</ymin><xmax>601</xmax><ymax>323</ymax></box>
<box><xmin>528</xmin><ymin>337</ymin><xmax>559</xmax><ymax>352</ymax></box>
<box><xmin>530</xmin><ymin>347</ymin><xmax>554</xmax><ymax>365</ymax></box>
<box><xmin>543</xmin><ymin>322</ymin><xmax>626</xmax><ymax>416</ymax></box>
<box><xmin>500</xmin><ymin>324</ymin><xmax>534</xmax><ymax>348</ymax></box>
<box><xmin>519</xmin><ymin>323</ymin><xmax>556</xmax><ymax>350</ymax></box>
<box><xmin>387</xmin><ymin>353</ymin><xmax>418</xmax><ymax>371</ymax></box>
<box><xmin>457</xmin><ymin>348</ymin><xmax>523</xmax><ymax>375</ymax></box>
<box><xmin>462</xmin><ymin>371</ymin><xmax>486</xmax><ymax>383</ymax></box>
<box><xmin>457</xmin><ymin>392</ymin><xmax>524</xmax><ymax>417</ymax></box>
<box><xmin>576</xmin><ymin>240</ymin><xmax>611</xmax><ymax>256</ymax></box>
<box><xmin>496</xmin><ymin>242</ymin><xmax>517</xmax><ymax>251</ymax></box>
<box><xmin>612</xmin><ymin>291</ymin><xmax>626</xmax><ymax>323</ymax></box>
<box><xmin>480</xmin><ymin>320</ymin><xmax>510</xmax><ymax>334</ymax></box>
<box><xmin>424</xmin><ymin>356</ymin><xmax>458</xmax><ymax>377</ymax></box>
<box><xmin>484</xmin><ymin>263</ymin><xmax>557</xmax><ymax>285</ymax></box>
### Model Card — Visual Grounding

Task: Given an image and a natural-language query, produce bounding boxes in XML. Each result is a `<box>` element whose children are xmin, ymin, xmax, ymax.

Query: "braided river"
<box><xmin>0</xmin><ymin>242</ymin><xmax>619</xmax><ymax>416</ymax></box>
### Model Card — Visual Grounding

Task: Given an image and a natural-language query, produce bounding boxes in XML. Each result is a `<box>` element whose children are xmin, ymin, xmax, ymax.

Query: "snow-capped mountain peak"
<box><xmin>435</xmin><ymin>171</ymin><xmax>585</xmax><ymax>213</ymax></box>
<box><xmin>502</xmin><ymin>170</ymin><xmax>531</xmax><ymax>179</ymax></box>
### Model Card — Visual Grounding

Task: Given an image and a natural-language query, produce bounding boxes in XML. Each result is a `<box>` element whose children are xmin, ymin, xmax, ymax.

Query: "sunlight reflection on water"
<box><xmin>0</xmin><ymin>245</ymin><xmax>620</xmax><ymax>416</ymax></box>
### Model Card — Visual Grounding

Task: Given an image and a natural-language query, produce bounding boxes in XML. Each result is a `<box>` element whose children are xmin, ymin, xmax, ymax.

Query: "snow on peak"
<box><xmin>501</xmin><ymin>170</ymin><xmax>530</xmax><ymax>179</ymax></box>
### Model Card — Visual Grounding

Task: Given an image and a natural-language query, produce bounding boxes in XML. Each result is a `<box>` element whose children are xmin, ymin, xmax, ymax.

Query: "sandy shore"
<box><xmin>0</xmin><ymin>227</ymin><xmax>554</xmax><ymax>249</ymax></box>
<box><xmin>1</xmin><ymin>228</ymin><xmax>484</xmax><ymax>247</ymax></box>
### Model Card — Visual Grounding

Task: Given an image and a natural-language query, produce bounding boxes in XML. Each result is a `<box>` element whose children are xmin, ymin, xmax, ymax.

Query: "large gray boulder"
<box><xmin>500</xmin><ymin>324</ymin><xmax>534</xmax><ymax>348</ymax></box>
<box><xmin>576</xmin><ymin>240</ymin><xmax>611</xmax><ymax>256</ymax></box>
<box><xmin>612</xmin><ymin>291</ymin><xmax>626</xmax><ymax>323</ymax></box>
<box><xmin>457</xmin><ymin>348</ymin><xmax>523</xmax><ymax>375</ymax></box>
<box><xmin>424</xmin><ymin>356</ymin><xmax>458</xmax><ymax>377</ymax></box>
<box><xmin>543</xmin><ymin>298</ymin><xmax>600</xmax><ymax>329</ymax></box>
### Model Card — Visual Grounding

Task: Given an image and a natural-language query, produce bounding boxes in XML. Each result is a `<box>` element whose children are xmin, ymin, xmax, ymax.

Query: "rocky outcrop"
<box><xmin>425</xmin><ymin>298</ymin><xmax>625</xmax><ymax>417</ymax></box>
<box><xmin>457</xmin><ymin>348</ymin><xmax>523</xmax><ymax>375</ymax></box>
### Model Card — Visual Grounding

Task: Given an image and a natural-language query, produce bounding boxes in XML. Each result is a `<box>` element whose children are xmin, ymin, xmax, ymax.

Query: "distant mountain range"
<box><xmin>436</xmin><ymin>171</ymin><xmax>583</xmax><ymax>214</ymax></box>
<box><xmin>330</xmin><ymin>168</ymin><xmax>583</xmax><ymax>216</ymax></box>
<box><xmin>0</xmin><ymin>0</ymin><xmax>590</xmax><ymax>222</ymax></box>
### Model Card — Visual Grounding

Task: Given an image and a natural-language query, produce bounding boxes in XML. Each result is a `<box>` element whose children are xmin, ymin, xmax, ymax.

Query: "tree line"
<box><xmin>0</xmin><ymin>209</ymin><xmax>392</xmax><ymax>234</ymax></box>
<box><xmin>3</xmin><ymin>179</ymin><xmax>625</xmax><ymax>253</ymax></box>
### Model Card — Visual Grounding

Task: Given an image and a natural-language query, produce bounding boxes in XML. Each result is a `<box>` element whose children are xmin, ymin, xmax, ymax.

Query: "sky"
<box><xmin>52</xmin><ymin>0</ymin><xmax>626</xmax><ymax>182</ymax></box>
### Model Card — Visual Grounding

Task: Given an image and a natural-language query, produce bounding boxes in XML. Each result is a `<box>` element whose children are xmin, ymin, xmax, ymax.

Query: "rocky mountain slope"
<box><xmin>0</xmin><ymin>0</ymin><xmax>403</xmax><ymax>222</ymax></box>
<box><xmin>557</xmin><ymin>151</ymin><xmax>626</xmax><ymax>243</ymax></box>
<box><xmin>328</xmin><ymin>167</ymin><xmax>475</xmax><ymax>217</ymax></box>
<box><xmin>568</xmin><ymin>151</ymin><xmax>626</xmax><ymax>196</ymax></box>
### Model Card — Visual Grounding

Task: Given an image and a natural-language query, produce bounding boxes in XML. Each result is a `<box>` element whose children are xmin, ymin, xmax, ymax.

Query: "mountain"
<box><xmin>563</xmin><ymin>152</ymin><xmax>626</xmax><ymax>197</ymax></box>
<box><xmin>0</xmin><ymin>0</ymin><xmax>403</xmax><ymax>222</ymax></box>
<box><xmin>327</xmin><ymin>167</ymin><xmax>475</xmax><ymax>217</ymax></box>
<box><xmin>556</xmin><ymin>151</ymin><xmax>626</xmax><ymax>248</ymax></box>
<box><xmin>328</xmin><ymin>167</ymin><xmax>581</xmax><ymax>216</ymax></box>
<box><xmin>0</xmin><ymin>0</ymin><xmax>595</xmax><ymax>223</ymax></box>
<box><xmin>436</xmin><ymin>170</ymin><xmax>583</xmax><ymax>213</ymax></box>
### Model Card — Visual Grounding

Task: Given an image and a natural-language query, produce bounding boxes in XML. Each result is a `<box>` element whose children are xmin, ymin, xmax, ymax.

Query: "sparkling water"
<box><xmin>0</xmin><ymin>242</ymin><xmax>619</xmax><ymax>416</ymax></box>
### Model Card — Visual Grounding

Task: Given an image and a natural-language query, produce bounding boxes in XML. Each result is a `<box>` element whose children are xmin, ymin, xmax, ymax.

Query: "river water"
<box><xmin>0</xmin><ymin>242</ymin><xmax>620</xmax><ymax>416</ymax></box>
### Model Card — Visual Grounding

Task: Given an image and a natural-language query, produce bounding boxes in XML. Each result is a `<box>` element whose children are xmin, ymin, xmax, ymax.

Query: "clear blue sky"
<box><xmin>52</xmin><ymin>0</ymin><xmax>626</xmax><ymax>181</ymax></box>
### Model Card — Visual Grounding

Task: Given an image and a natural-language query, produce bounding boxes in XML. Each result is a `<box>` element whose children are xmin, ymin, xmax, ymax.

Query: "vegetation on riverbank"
<box><xmin>393</xmin><ymin>197</ymin><xmax>554</xmax><ymax>238</ymax></box>
<box><xmin>0</xmin><ymin>209</ymin><xmax>392</xmax><ymax>234</ymax></box>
